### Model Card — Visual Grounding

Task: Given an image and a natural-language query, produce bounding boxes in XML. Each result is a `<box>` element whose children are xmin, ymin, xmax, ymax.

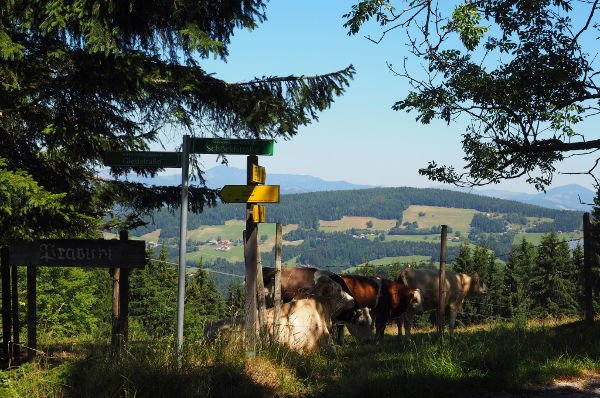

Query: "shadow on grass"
<box><xmin>320</xmin><ymin>320</ymin><xmax>600</xmax><ymax>398</ymax></box>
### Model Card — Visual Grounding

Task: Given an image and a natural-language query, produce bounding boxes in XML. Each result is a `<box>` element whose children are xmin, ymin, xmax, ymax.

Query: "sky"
<box><xmin>156</xmin><ymin>1</ymin><xmax>598</xmax><ymax>194</ymax></box>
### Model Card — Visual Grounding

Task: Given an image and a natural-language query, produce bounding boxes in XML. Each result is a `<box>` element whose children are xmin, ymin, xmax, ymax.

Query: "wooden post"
<box><xmin>11</xmin><ymin>264</ymin><xmax>19</xmax><ymax>365</ymax></box>
<box><xmin>1</xmin><ymin>247</ymin><xmax>11</xmax><ymax>366</ymax></box>
<box><xmin>244</xmin><ymin>155</ymin><xmax>259</xmax><ymax>350</ymax></box>
<box><xmin>256</xmin><ymin>251</ymin><xmax>267</xmax><ymax>338</ymax></box>
<box><xmin>118</xmin><ymin>230</ymin><xmax>130</xmax><ymax>343</ymax></box>
<box><xmin>274</xmin><ymin>224</ymin><xmax>282</xmax><ymax>342</ymax></box>
<box><xmin>26</xmin><ymin>266</ymin><xmax>37</xmax><ymax>361</ymax></box>
<box><xmin>111</xmin><ymin>264</ymin><xmax>121</xmax><ymax>350</ymax></box>
<box><xmin>583</xmin><ymin>213</ymin><xmax>595</xmax><ymax>324</ymax></box>
<box><xmin>438</xmin><ymin>225</ymin><xmax>448</xmax><ymax>343</ymax></box>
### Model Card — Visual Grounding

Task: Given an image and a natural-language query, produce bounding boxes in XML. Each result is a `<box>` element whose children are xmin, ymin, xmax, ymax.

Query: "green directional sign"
<box><xmin>219</xmin><ymin>185</ymin><xmax>280</xmax><ymax>203</ymax></box>
<box><xmin>191</xmin><ymin>138</ymin><xmax>274</xmax><ymax>156</ymax></box>
<box><xmin>104</xmin><ymin>151</ymin><xmax>182</xmax><ymax>168</ymax></box>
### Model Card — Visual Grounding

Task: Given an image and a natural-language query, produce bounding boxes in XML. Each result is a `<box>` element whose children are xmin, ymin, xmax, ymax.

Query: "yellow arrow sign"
<box><xmin>219</xmin><ymin>185</ymin><xmax>280</xmax><ymax>203</ymax></box>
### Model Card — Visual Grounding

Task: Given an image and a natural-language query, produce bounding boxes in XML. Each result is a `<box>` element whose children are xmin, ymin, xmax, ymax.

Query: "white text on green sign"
<box><xmin>219</xmin><ymin>185</ymin><xmax>280</xmax><ymax>203</ymax></box>
<box><xmin>104</xmin><ymin>151</ymin><xmax>182</xmax><ymax>168</ymax></box>
<box><xmin>191</xmin><ymin>138</ymin><xmax>274</xmax><ymax>156</ymax></box>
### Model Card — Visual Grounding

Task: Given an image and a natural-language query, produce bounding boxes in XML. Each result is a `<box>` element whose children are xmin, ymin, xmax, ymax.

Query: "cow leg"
<box><xmin>449</xmin><ymin>304</ymin><xmax>458</xmax><ymax>335</ymax></box>
<box><xmin>375</xmin><ymin>316</ymin><xmax>387</xmax><ymax>343</ymax></box>
<box><xmin>335</xmin><ymin>324</ymin><xmax>345</xmax><ymax>345</ymax></box>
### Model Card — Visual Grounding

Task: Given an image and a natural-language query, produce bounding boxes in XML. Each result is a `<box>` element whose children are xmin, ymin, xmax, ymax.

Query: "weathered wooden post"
<box><xmin>274</xmin><ymin>223</ymin><xmax>282</xmax><ymax>342</ymax></box>
<box><xmin>26</xmin><ymin>265</ymin><xmax>37</xmax><ymax>361</ymax></box>
<box><xmin>1</xmin><ymin>247</ymin><xmax>12</xmax><ymax>367</ymax></box>
<box><xmin>256</xmin><ymin>250</ymin><xmax>267</xmax><ymax>338</ymax></box>
<box><xmin>111</xmin><ymin>263</ymin><xmax>121</xmax><ymax>350</ymax></box>
<box><xmin>118</xmin><ymin>230</ymin><xmax>130</xmax><ymax>343</ymax></box>
<box><xmin>438</xmin><ymin>225</ymin><xmax>448</xmax><ymax>343</ymax></box>
<box><xmin>11</xmin><ymin>263</ymin><xmax>19</xmax><ymax>365</ymax></box>
<box><xmin>244</xmin><ymin>155</ymin><xmax>259</xmax><ymax>350</ymax></box>
<box><xmin>583</xmin><ymin>213</ymin><xmax>595</xmax><ymax>324</ymax></box>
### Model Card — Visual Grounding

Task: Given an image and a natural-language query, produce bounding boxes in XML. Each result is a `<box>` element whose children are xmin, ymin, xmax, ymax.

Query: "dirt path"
<box><xmin>467</xmin><ymin>372</ymin><xmax>600</xmax><ymax>397</ymax></box>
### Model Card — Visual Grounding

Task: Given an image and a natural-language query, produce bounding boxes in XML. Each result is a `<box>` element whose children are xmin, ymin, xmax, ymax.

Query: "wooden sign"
<box><xmin>8</xmin><ymin>240</ymin><xmax>146</xmax><ymax>268</ymax></box>
<box><xmin>219</xmin><ymin>185</ymin><xmax>280</xmax><ymax>203</ymax></box>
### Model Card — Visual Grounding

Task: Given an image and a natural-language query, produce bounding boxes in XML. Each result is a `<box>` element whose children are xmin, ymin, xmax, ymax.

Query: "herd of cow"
<box><xmin>208</xmin><ymin>267</ymin><xmax>488</xmax><ymax>354</ymax></box>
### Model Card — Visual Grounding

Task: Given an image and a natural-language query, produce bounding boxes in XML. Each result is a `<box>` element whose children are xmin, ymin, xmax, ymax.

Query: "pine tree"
<box><xmin>0</xmin><ymin>1</ymin><xmax>355</xmax><ymax>230</ymax></box>
<box><xmin>129</xmin><ymin>245</ymin><xmax>178</xmax><ymax>337</ymax></box>
<box><xmin>452</xmin><ymin>243</ymin><xmax>473</xmax><ymax>274</ymax></box>
<box><xmin>226</xmin><ymin>280</ymin><xmax>245</xmax><ymax>319</ymax></box>
<box><xmin>531</xmin><ymin>232</ymin><xmax>579</xmax><ymax>318</ymax></box>
<box><xmin>504</xmin><ymin>238</ymin><xmax>536</xmax><ymax>321</ymax></box>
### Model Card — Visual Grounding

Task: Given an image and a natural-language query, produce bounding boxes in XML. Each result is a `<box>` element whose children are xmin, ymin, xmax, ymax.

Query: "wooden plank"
<box><xmin>9</xmin><ymin>240</ymin><xmax>145</xmax><ymax>268</ymax></box>
<box><xmin>11</xmin><ymin>265</ymin><xmax>19</xmax><ymax>365</ymax></box>
<box><xmin>118</xmin><ymin>230</ymin><xmax>130</xmax><ymax>344</ymax></box>
<box><xmin>1</xmin><ymin>248</ymin><xmax>11</xmax><ymax>366</ymax></box>
<box><xmin>438</xmin><ymin>225</ymin><xmax>448</xmax><ymax>343</ymax></box>
<box><xmin>27</xmin><ymin>266</ymin><xmax>36</xmax><ymax>361</ymax></box>
<box><xmin>274</xmin><ymin>224</ymin><xmax>282</xmax><ymax>342</ymax></box>
<box><xmin>583</xmin><ymin>213</ymin><xmax>595</xmax><ymax>324</ymax></box>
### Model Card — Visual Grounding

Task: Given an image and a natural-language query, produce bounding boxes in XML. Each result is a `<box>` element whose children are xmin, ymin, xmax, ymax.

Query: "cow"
<box><xmin>205</xmin><ymin>276</ymin><xmax>355</xmax><ymax>354</ymax></box>
<box><xmin>262</xmin><ymin>267</ymin><xmax>374</xmax><ymax>343</ymax></box>
<box><xmin>339</xmin><ymin>274</ymin><xmax>423</xmax><ymax>342</ymax></box>
<box><xmin>397</xmin><ymin>268</ymin><xmax>488</xmax><ymax>339</ymax></box>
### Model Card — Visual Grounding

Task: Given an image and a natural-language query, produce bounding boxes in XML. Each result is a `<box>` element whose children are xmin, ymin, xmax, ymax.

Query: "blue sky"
<box><xmin>157</xmin><ymin>1</ymin><xmax>598</xmax><ymax>193</ymax></box>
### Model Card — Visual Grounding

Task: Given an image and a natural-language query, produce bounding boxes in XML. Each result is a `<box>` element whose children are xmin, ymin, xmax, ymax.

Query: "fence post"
<box><xmin>256</xmin><ymin>250</ymin><xmax>267</xmax><ymax>338</ymax></box>
<box><xmin>11</xmin><ymin>263</ymin><xmax>19</xmax><ymax>365</ymax></box>
<box><xmin>1</xmin><ymin>247</ymin><xmax>11</xmax><ymax>367</ymax></box>
<box><xmin>118</xmin><ymin>230</ymin><xmax>130</xmax><ymax>343</ymax></box>
<box><xmin>438</xmin><ymin>225</ymin><xmax>448</xmax><ymax>343</ymax></box>
<box><xmin>111</xmin><ymin>256</ymin><xmax>121</xmax><ymax>351</ymax></box>
<box><xmin>583</xmin><ymin>213</ymin><xmax>595</xmax><ymax>324</ymax></box>
<box><xmin>274</xmin><ymin>223</ymin><xmax>282</xmax><ymax>342</ymax></box>
<box><xmin>26</xmin><ymin>265</ymin><xmax>37</xmax><ymax>361</ymax></box>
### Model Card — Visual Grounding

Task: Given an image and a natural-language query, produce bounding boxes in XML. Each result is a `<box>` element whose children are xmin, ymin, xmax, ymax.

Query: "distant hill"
<box><xmin>131</xmin><ymin>166</ymin><xmax>374</xmax><ymax>194</ymax></box>
<box><xmin>474</xmin><ymin>184</ymin><xmax>595</xmax><ymax>211</ymax></box>
<box><xmin>128</xmin><ymin>167</ymin><xmax>595</xmax><ymax>210</ymax></box>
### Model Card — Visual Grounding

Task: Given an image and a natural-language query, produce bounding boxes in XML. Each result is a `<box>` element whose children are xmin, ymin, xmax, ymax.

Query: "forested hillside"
<box><xmin>135</xmin><ymin>187</ymin><xmax>582</xmax><ymax>236</ymax></box>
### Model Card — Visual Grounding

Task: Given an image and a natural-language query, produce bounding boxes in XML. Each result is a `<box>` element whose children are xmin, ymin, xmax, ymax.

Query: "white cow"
<box><xmin>206</xmin><ymin>277</ymin><xmax>356</xmax><ymax>354</ymax></box>
<box><xmin>397</xmin><ymin>268</ymin><xmax>487</xmax><ymax>338</ymax></box>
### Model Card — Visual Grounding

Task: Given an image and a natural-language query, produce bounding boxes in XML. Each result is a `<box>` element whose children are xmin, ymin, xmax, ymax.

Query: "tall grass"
<box><xmin>1</xmin><ymin>318</ymin><xmax>599</xmax><ymax>397</ymax></box>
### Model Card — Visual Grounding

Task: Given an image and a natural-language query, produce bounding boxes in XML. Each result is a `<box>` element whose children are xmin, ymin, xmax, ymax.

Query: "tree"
<box><xmin>129</xmin><ymin>245</ymin><xmax>178</xmax><ymax>337</ymax></box>
<box><xmin>344</xmin><ymin>1</ymin><xmax>599</xmax><ymax>190</ymax></box>
<box><xmin>530</xmin><ymin>232</ymin><xmax>579</xmax><ymax>318</ymax></box>
<box><xmin>504</xmin><ymin>238</ymin><xmax>537</xmax><ymax>321</ymax></box>
<box><xmin>0</xmin><ymin>1</ymin><xmax>355</xmax><ymax>233</ymax></box>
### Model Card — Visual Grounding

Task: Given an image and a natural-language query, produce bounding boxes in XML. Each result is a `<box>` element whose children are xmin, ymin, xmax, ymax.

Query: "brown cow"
<box><xmin>397</xmin><ymin>268</ymin><xmax>487</xmax><ymax>338</ymax></box>
<box><xmin>340</xmin><ymin>274</ymin><xmax>422</xmax><ymax>342</ymax></box>
<box><xmin>262</xmin><ymin>267</ymin><xmax>374</xmax><ymax>343</ymax></box>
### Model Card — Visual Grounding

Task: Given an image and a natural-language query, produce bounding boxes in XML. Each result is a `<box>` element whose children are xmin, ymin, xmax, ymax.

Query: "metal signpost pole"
<box><xmin>176</xmin><ymin>135</ymin><xmax>190</xmax><ymax>364</ymax></box>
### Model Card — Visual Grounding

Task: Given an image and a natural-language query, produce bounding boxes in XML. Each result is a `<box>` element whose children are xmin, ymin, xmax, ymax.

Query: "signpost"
<box><xmin>103</xmin><ymin>137</ymin><xmax>276</xmax><ymax>360</ymax></box>
<box><xmin>219</xmin><ymin>185</ymin><xmax>280</xmax><ymax>204</ymax></box>
<box><xmin>104</xmin><ymin>151</ymin><xmax>182</xmax><ymax>168</ymax></box>
<box><xmin>191</xmin><ymin>138</ymin><xmax>274</xmax><ymax>155</ymax></box>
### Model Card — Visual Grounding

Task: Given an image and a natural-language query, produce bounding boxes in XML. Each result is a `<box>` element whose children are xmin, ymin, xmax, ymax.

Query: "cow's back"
<box><xmin>400</xmin><ymin>268</ymin><xmax>466</xmax><ymax>310</ymax></box>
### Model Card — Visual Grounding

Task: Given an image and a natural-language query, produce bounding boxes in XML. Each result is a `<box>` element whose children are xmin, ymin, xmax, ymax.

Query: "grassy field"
<box><xmin>319</xmin><ymin>216</ymin><xmax>397</xmax><ymax>232</ymax></box>
<box><xmin>5</xmin><ymin>318</ymin><xmax>599</xmax><ymax>398</ymax></box>
<box><xmin>402</xmin><ymin>205</ymin><xmax>480</xmax><ymax>233</ymax></box>
<box><xmin>513</xmin><ymin>231</ymin><xmax>583</xmax><ymax>246</ymax></box>
<box><xmin>345</xmin><ymin>255</ymin><xmax>432</xmax><ymax>272</ymax></box>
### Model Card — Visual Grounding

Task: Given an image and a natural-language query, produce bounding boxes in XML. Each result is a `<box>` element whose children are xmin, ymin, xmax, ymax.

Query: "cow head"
<box><xmin>300</xmin><ymin>277</ymin><xmax>356</xmax><ymax>314</ymax></box>
<box><xmin>409</xmin><ymin>288</ymin><xmax>424</xmax><ymax>315</ymax></box>
<box><xmin>470</xmin><ymin>272</ymin><xmax>488</xmax><ymax>295</ymax></box>
<box><xmin>345</xmin><ymin>308</ymin><xmax>374</xmax><ymax>343</ymax></box>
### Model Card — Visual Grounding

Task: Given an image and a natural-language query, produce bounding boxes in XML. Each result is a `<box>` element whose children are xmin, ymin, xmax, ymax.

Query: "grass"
<box><xmin>4</xmin><ymin>318</ymin><xmax>599</xmax><ymax>397</ymax></box>
<box><xmin>319</xmin><ymin>216</ymin><xmax>397</xmax><ymax>233</ymax></box>
<box><xmin>513</xmin><ymin>231</ymin><xmax>583</xmax><ymax>246</ymax></box>
<box><xmin>402</xmin><ymin>205</ymin><xmax>480</xmax><ymax>232</ymax></box>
